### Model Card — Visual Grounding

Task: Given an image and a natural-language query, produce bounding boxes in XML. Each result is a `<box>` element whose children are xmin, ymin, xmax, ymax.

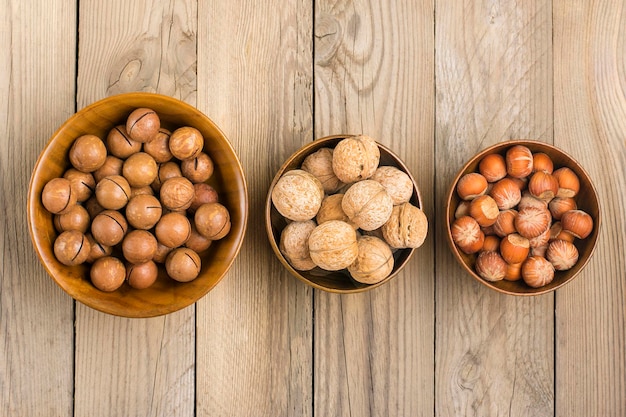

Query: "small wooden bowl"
<box><xmin>27</xmin><ymin>93</ymin><xmax>248</xmax><ymax>317</ymax></box>
<box><xmin>265</xmin><ymin>135</ymin><xmax>424</xmax><ymax>293</ymax></box>
<box><xmin>445</xmin><ymin>140</ymin><xmax>601</xmax><ymax>295</ymax></box>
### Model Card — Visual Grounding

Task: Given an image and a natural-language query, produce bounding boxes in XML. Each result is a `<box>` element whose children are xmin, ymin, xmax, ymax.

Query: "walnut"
<box><xmin>271</xmin><ymin>169</ymin><xmax>324</xmax><ymax>221</ymax></box>
<box><xmin>348</xmin><ymin>236</ymin><xmax>394</xmax><ymax>284</ymax></box>
<box><xmin>381</xmin><ymin>202</ymin><xmax>428</xmax><ymax>249</ymax></box>
<box><xmin>315</xmin><ymin>194</ymin><xmax>354</xmax><ymax>227</ymax></box>
<box><xmin>301</xmin><ymin>147</ymin><xmax>345</xmax><ymax>193</ymax></box>
<box><xmin>341</xmin><ymin>180</ymin><xmax>393</xmax><ymax>231</ymax></box>
<box><xmin>331</xmin><ymin>135</ymin><xmax>380</xmax><ymax>183</ymax></box>
<box><xmin>308</xmin><ymin>220</ymin><xmax>358</xmax><ymax>271</ymax></box>
<box><xmin>279</xmin><ymin>220</ymin><xmax>317</xmax><ymax>271</ymax></box>
<box><xmin>370</xmin><ymin>166</ymin><xmax>413</xmax><ymax>205</ymax></box>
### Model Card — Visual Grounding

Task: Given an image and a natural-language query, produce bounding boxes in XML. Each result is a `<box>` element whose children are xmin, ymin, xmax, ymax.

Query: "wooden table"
<box><xmin>2</xmin><ymin>1</ymin><xmax>625</xmax><ymax>416</ymax></box>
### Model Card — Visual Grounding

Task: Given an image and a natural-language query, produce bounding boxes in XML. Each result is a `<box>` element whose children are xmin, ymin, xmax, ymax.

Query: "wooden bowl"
<box><xmin>265</xmin><ymin>135</ymin><xmax>424</xmax><ymax>293</ymax></box>
<box><xmin>27</xmin><ymin>93</ymin><xmax>248</xmax><ymax>317</ymax></box>
<box><xmin>445</xmin><ymin>140</ymin><xmax>601</xmax><ymax>295</ymax></box>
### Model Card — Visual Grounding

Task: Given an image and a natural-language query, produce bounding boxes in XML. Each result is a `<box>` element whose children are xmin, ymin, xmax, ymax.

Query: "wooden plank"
<box><xmin>0</xmin><ymin>1</ymin><xmax>76</xmax><ymax>415</ymax></box>
<box><xmin>434</xmin><ymin>1</ymin><xmax>554</xmax><ymax>416</ymax></box>
<box><xmin>553</xmin><ymin>2</ymin><xmax>626</xmax><ymax>415</ymax></box>
<box><xmin>313</xmin><ymin>1</ymin><xmax>435</xmax><ymax>416</ymax></box>
<box><xmin>73</xmin><ymin>1</ymin><xmax>197</xmax><ymax>416</ymax></box>
<box><xmin>195</xmin><ymin>1</ymin><xmax>314</xmax><ymax>416</ymax></box>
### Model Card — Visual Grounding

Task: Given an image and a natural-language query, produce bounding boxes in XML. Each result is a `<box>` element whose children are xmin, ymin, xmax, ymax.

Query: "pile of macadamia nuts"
<box><xmin>271</xmin><ymin>135</ymin><xmax>428</xmax><ymax>285</ymax></box>
<box><xmin>450</xmin><ymin>144</ymin><xmax>594</xmax><ymax>288</ymax></box>
<box><xmin>41</xmin><ymin>108</ymin><xmax>231</xmax><ymax>292</ymax></box>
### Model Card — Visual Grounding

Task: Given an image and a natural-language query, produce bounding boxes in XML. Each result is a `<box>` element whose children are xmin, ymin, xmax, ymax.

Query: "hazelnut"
<box><xmin>561</xmin><ymin>209</ymin><xmax>593</xmax><ymax>239</ymax></box>
<box><xmin>90</xmin><ymin>256</ymin><xmax>126</xmax><ymax>292</ymax></box>
<box><xmin>165</xmin><ymin>248</ymin><xmax>201</xmax><ymax>282</ymax></box>
<box><xmin>521</xmin><ymin>256</ymin><xmax>555</xmax><ymax>288</ymax></box>
<box><xmin>515</xmin><ymin>206</ymin><xmax>551</xmax><ymax>239</ymax></box>
<box><xmin>181</xmin><ymin>152</ymin><xmax>214</xmax><ymax>183</ymax></box>
<box><xmin>126</xmin><ymin>108</ymin><xmax>160</xmax><ymax>143</ymax></box>
<box><xmin>528</xmin><ymin>171</ymin><xmax>559</xmax><ymax>202</ymax></box>
<box><xmin>493</xmin><ymin>209</ymin><xmax>518</xmax><ymax>237</ymax></box>
<box><xmin>125</xmin><ymin>194</ymin><xmax>162</xmax><ymax>229</ymax></box>
<box><xmin>69</xmin><ymin>134</ymin><xmax>108</xmax><ymax>173</ymax></box>
<box><xmin>126</xmin><ymin>260</ymin><xmax>159</xmax><ymax>290</ymax></box>
<box><xmin>160</xmin><ymin>177</ymin><xmax>195</xmax><ymax>211</ymax></box>
<box><xmin>194</xmin><ymin>202</ymin><xmax>231</xmax><ymax>240</ymax></box>
<box><xmin>468</xmin><ymin>195</ymin><xmax>499</xmax><ymax>227</ymax></box>
<box><xmin>316</xmin><ymin>194</ymin><xmax>352</xmax><ymax>226</ymax></box>
<box><xmin>279</xmin><ymin>220</ymin><xmax>317</xmax><ymax>271</ymax></box>
<box><xmin>143</xmin><ymin>128</ymin><xmax>173</xmax><ymax>163</ymax></box>
<box><xmin>342</xmin><ymin>180</ymin><xmax>393</xmax><ymax>231</ymax></box>
<box><xmin>546</xmin><ymin>239</ymin><xmax>579</xmax><ymax>270</ymax></box>
<box><xmin>301</xmin><ymin>147</ymin><xmax>345</xmax><ymax>193</ymax></box>
<box><xmin>91</xmin><ymin>210</ymin><xmax>128</xmax><ymax>246</ymax></box>
<box><xmin>532</xmin><ymin>152</ymin><xmax>554</xmax><ymax>174</ymax></box>
<box><xmin>122</xmin><ymin>230</ymin><xmax>158</xmax><ymax>264</ymax></box>
<box><xmin>85</xmin><ymin>233</ymin><xmax>112</xmax><ymax>263</ymax></box>
<box><xmin>95</xmin><ymin>175</ymin><xmax>131</xmax><ymax>210</ymax></box>
<box><xmin>504</xmin><ymin>262</ymin><xmax>523</xmax><ymax>281</ymax></box>
<box><xmin>518</xmin><ymin>191</ymin><xmax>548</xmax><ymax>211</ymax></box>
<box><xmin>53</xmin><ymin>230</ymin><xmax>90</xmax><ymax>266</ymax></box>
<box><xmin>505</xmin><ymin>145</ymin><xmax>533</xmax><ymax>178</ymax></box>
<box><xmin>450</xmin><ymin>216</ymin><xmax>485</xmax><ymax>254</ymax></box>
<box><xmin>456</xmin><ymin>172</ymin><xmax>488</xmax><ymax>201</ymax></box>
<box><xmin>381</xmin><ymin>202</ymin><xmax>428</xmax><ymax>249</ymax></box>
<box><xmin>489</xmin><ymin>178</ymin><xmax>521</xmax><ymax>210</ymax></box>
<box><xmin>42</xmin><ymin>177</ymin><xmax>77</xmax><ymax>215</ymax></box>
<box><xmin>507</xmin><ymin>176</ymin><xmax>528</xmax><ymax>191</ymax></box>
<box><xmin>271</xmin><ymin>169</ymin><xmax>324</xmax><ymax>222</ymax></box>
<box><xmin>169</xmin><ymin>126</ymin><xmax>204</xmax><ymax>160</ymax></box>
<box><xmin>481</xmin><ymin>235</ymin><xmax>501</xmax><ymax>252</ymax></box>
<box><xmin>155</xmin><ymin>212</ymin><xmax>192</xmax><ymax>248</ymax></box>
<box><xmin>454</xmin><ymin>200</ymin><xmax>471</xmax><ymax>219</ymax></box>
<box><xmin>478</xmin><ymin>153</ymin><xmax>507</xmax><ymax>182</ymax></box>
<box><xmin>188</xmin><ymin>183</ymin><xmax>219</xmax><ymax>213</ymax></box>
<box><xmin>552</xmin><ymin>167</ymin><xmax>580</xmax><ymax>198</ymax></box>
<box><xmin>528</xmin><ymin>227</ymin><xmax>551</xmax><ymax>248</ymax></box>
<box><xmin>549</xmin><ymin>221</ymin><xmax>575</xmax><ymax>243</ymax></box>
<box><xmin>530</xmin><ymin>244</ymin><xmax>548</xmax><ymax>258</ymax></box>
<box><xmin>54</xmin><ymin>204</ymin><xmax>90</xmax><ymax>233</ymax></box>
<box><xmin>348</xmin><ymin>236</ymin><xmax>394</xmax><ymax>284</ymax></box>
<box><xmin>548</xmin><ymin>197</ymin><xmax>577</xmax><ymax>220</ymax></box>
<box><xmin>122</xmin><ymin>152</ymin><xmax>158</xmax><ymax>187</ymax></box>
<box><xmin>331</xmin><ymin>135</ymin><xmax>380</xmax><ymax>183</ymax></box>
<box><xmin>63</xmin><ymin>169</ymin><xmax>95</xmax><ymax>202</ymax></box>
<box><xmin>370</xmin><ymin>166</ymin><xmax>413</xmax><ymax>205</ymax></box>
<box><xmin>106</xmin><ymin>125</ymin><xmax>142</xmax><ymax>159</ymax></box>
<box><xmin>475</xmin><ymin>251</ymin><xmax>506</xmax><ymax>282</ymax></box>
<box><xmin>499</xmin><ymin>233</ymin><xmax>530</xmax><ymax>264</ymax></box>
<box><xmin>184</xmin><ymin>224</ymin><xmax>213</xmax><ymax>254</ymax></box>
<box><xmin>308</xmin><ymin>220</ymin><xmax>358</xmax><ymax>271</ymax></box>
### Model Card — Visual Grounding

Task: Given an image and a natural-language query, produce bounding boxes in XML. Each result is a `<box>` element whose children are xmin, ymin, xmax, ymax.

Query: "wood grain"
<box><xmin>196</xmin><ymin>1</ymin><xmax>314</xmax><ymax>416</ymax></box>
<box><xmin>314</xmin><ymin>1</ymin><xmax>435</xmax><ymax>416</ymax></box>
<box><xmin>0</xmin><ymin>1</ymin><xmax>76</xmax><ymax>415</ymax></box>
<box><xmin>74</xmin><ymin>1</ymin><xmax>197</xmax><ymax>416</ymax></box>
<box><xmin>435</xmin><ymin>1</ymin><xmax>554</xmax><ymax>415</ymax></box>
<box><xmin>553</xmin><ymin>2</ymin><xmax>626</xmax><ymax>415</ymax></box>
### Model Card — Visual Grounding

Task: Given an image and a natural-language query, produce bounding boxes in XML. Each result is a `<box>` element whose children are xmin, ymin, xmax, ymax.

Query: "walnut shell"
<box><xmin>271</xmin><ymin>169</ymin><xmax>324</xmax><ymax>221</ymax></box>
<box><xmin>315</xmin><ymin>194</ymin><xmax>353</xmax><ymax>226</ymax></box>
<box><xmin>341</xmin><ymin>180</ymin><xmax>393</xmax><ymax>231</ymax></box>
<box><xmin>370</xmin><ymin>166</ymin><xmax>413</xmax><ymax>205</ymax></box>
<box><xmin>279</xmin><ymin>220</ymin><xmax>317</xmax><ymax>271</ymax></box>
<box><xmin>381</xmin><ymin>202</ymin><xmax>428</xmax><ymax>249</ymax></box>
<box><xmin>348</xmin><ymin>236</ymin><xmax>394</xmax><ymax>284</ymax></box>
<box><xmin>308</xmin><ymin>220</ymin><xmax>358</xmax><ymax>271</ymax></box>
<box><xmin>301</xmin><ymin>148</ymin><xmax>345</xmax><ymax>193</ymax></box>
<box><xmin>331</xmin><ymin>135</ymin><xmax>380</xmax><ymax>183</ymax></box>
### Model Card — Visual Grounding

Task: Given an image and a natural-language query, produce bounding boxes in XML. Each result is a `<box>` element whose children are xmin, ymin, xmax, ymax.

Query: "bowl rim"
<box><xmin>265</xmin><ymin>134</ymin><xmax>424</xmax><ymax>294</ymax></box>
<box><xmin>445</xmin><ymin>139</ymin><xmax>602</xmax><ymax>296</ymax></box>
<box><xmin>27</xmin><ymin>92</ymin><xmax>249</xmax><ymax>317</ymax></box>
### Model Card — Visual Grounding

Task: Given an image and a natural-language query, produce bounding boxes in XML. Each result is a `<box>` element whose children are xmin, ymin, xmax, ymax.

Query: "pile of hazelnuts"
<box><xmin>450</xmin><ymin>144</ymin><xmax>594</xmax><ymax>288</ymax></box>
<box><xmin>41</xmin><ymin>108</ymin><xmax>231</xmax><ymax>292</ymax></box>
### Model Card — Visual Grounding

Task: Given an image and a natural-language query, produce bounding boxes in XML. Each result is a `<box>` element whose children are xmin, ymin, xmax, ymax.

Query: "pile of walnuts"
<box><xmin>41</xmin><ymin>108</ymin><xmax>231</xmax><ymax>292</ymax></box>
<box><xmin>271</xmin><ymin>135</ymin><xmax>428</xmax><ymax>285</ymax></box>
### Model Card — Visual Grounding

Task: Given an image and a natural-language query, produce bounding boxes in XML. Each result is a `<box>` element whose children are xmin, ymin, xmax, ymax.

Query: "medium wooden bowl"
<box><xmin>265</xmin><ymin>135</ymin><xmax>424</xmax><ymax>293</ymax></box>
<box><xmin>27</xmin><ymin>93</ymin><xmax>248</xmax><ymax>317</ymax></box>
<box><xmin>445</xmin><ymin>140</ymin><xmax>601</xmax><ymax>295</ymax></box>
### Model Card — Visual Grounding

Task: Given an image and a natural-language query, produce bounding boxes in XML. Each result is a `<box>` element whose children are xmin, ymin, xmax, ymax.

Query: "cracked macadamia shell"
<box><xmin>382</xmin><ymin>202</ymin><xmax>428</xmax><ymax>249</ymax></box>
<box><xmin>341</xmin><ymin>180</ymin><xmax>393</xmax><ymax>231</ymax></box>
<box><xmin>301</xmin><ymin>147</ymin><xmax>345</xmax><ymax>193</ymax></box>
<box><xmin>331</xmin><ymin>135</ymin><xmax>380</xmax><ymax>183</ymax></box>
<box><xmin>271</xmin><ymin>169</ymin><xmax>324</xmax><ymax>221</ymax></box>
<box><xmin>308</xmin><ymin>220</ymin><xmax>358</xmax><ymax>271</ymax></box>
<box><xmin>370</xmin><ymin>166</ymin><xmax>414</xmax><ymax>205</ymax></box>
<box><xmin>348</xmin><ymin>236</ymin><xmax>394</xmax><ymax>284</ymax></box>
<box><xmin>279</xmin><ymin>220</ymin><xmax>317</xmax><ymax>271</ymax></box>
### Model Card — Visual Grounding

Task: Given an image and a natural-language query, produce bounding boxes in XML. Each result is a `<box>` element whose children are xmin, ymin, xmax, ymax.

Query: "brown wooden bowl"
<box><xmin>265</xmin><ymin>135</ymin><xmax>424</xmax><ymax>293</ymax></box>
<box><xmin>445</xmin><ymin>140</ymin><xmax>601</xmax><ymax>295</ymax></box>
<box><xmin>27</xmin><ymin>93</ymin><xmax>248</xmax><ymax>317</ymax></box>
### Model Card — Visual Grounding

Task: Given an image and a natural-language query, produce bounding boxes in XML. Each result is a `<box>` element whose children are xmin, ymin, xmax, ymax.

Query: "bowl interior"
<box><xmin>266</xmin><ymin>136</ymin><xmax>423</xmax><ymax>293</ymax></box>
<box><xmin>28</xmin><ymin>93</ymin><xmax>248</xmax><ymax>317</ymax></box>
<box><xmin>445</xmin><ymin>140</ymin><xmax>601</xmax><ymax>295</ymax></box>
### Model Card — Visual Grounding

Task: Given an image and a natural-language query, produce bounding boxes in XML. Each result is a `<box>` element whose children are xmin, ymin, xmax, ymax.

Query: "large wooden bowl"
<box><xmin>27</xmin><ymin>93</ymin><xmax>248</xmax><ymax>317</ymax></box>
<box><xmin>445</xmin><ymin>140</ymin><xmax>601</xmax><ymax>295</ymax></box>
<box><xmin>265</xmin><ymin>135</ymin><xmax>424</xmax><ymax>293</ymax></box>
